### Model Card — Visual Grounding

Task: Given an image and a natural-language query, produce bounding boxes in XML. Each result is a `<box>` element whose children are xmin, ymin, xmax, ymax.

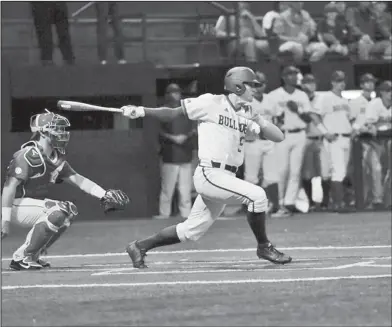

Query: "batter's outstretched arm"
<box><xmin>122</xmin><ymin>105</ymin><xmax>184</xmax><ymax>123</ymax></box>
<box><xmin>1</xmin><ymin>177</ymin><xmax>20</xmax><ymax>238</ymax></box>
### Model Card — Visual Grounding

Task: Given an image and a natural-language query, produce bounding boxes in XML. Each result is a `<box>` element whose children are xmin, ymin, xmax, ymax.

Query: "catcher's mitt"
<box><xmin>100</xmin><ymin>189</ymin><xmax>130</xmax><ymax>213</ymax></box>
<box><xmin>286</xmin><ymin>100</ymin><xmax>299</xmax><ymax>113</ymax></box>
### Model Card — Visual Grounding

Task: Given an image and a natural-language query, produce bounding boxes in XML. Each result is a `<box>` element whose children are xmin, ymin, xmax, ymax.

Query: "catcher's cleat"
<box><xmin>257</xmin><ymin>242</ymin><xmax>292</xmax><ymax>264</ymax></box>
<box><xmin>126</xmin><ymin>241</ymin><xmax>148</xmax><ymax>268</ymax></box>
<box><xmin>9</xmin><ymin>258</ymin><xmax>43</xmax><ymax>271</ymax></box>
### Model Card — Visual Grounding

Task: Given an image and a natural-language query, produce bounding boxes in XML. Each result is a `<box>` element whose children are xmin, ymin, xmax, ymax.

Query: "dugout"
<box><xmin>1</xmin><ymin>59</ymin><xmax>391</xmax><ymax>220</ymax></box>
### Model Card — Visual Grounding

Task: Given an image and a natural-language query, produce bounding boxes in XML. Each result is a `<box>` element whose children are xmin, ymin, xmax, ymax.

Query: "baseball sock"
<box><xmin>24</xmin><ymin>222</ymin><xmax>56</xmax><ymax>257</ymax></box>
<box><xmin>137</xmin><ymin>225</ymin><xmax>180</xmax><ymax>251</ymax></box>
<box><xmin>302</xmin><ymin>179</ymin><xmax>314</xmax><ymax>205</ymax></box>
<box><xmin>44</xmin><ymin>225</ymin><xmax>68</xmax><ymax>250</ymax></box>
<box><xmin>321</xmin><ymin>179</ymin><xmax>331</xmax><ymax>206</ymax></box>
<box><xmin>246</xmin><ymin>211</ymin><xmax>269</xmax><ymax>244</ymax></box>
<box><xmin>264</xmin><ymin>183</ymin><xmax>279</xmax><ymax>212</ymax></box>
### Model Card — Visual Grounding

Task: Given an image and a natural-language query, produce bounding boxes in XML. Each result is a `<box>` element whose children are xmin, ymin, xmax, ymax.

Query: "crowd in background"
<box><xmin>215</xmin><ymin>1</ymin><xmax>392</xmax><ymax>63</ymax></box>
<box><xmin>156</xmin><ymin>70</ymin><xmax>391</xmax><ymax>220</ymax></box>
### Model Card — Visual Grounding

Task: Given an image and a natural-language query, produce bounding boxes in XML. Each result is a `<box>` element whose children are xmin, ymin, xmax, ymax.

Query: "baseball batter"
<box><xmin>300</xmin><ymin>74</ymin><xmax>332</xmax><ymax>210</ymax></box>
<box><xmin>309</xmin><ymin>70</ymin><xmax>353</xmax><ymax>211</ymax></box>
<box><xmin>1</xmin><ymin>110</ymin><xmax>129</xmax><ymax>270</ymax></box>
<box><xmin>267</xmin><ymin>66</ymin><xmax>313</xmax><ymax>214</ymax></box>
<box><xmin>243</xmin><ymin>72</ymin><xmax>281</xmax><ymax>215</ymax></box>
<box><xmin>121</xmin><ymin>67</ymin><xmax>292</xmax><ymax>268</ymax></box>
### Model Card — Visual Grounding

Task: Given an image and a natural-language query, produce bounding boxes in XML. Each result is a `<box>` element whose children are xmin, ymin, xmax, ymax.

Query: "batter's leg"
<box><xmin>195</xmin><ymin>167</ymin><xmax>291</xmax><ymax>264</ymax></box>
<box><xmin>126</xmin><ymin>195</ymin><xmax>225</xmax><ymax>268</ymax></box>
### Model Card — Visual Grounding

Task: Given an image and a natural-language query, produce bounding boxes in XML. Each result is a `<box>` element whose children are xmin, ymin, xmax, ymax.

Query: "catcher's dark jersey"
<box><xmin>5</xmin><ymin>141</ymin><xmax>76</xmax><ymax>199</ymax></box>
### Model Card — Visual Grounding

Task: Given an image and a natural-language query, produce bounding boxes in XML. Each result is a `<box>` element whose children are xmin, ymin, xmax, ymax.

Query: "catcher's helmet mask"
<box><xmin>30</xmin><ymin>109</ymin><xmax>71</xmax><ymax>154</ymax></box>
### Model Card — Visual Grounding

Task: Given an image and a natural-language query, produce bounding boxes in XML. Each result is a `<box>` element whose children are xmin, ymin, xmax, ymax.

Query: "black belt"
<box><xmin>211</xmin><ymin>161</ymin><xmax>238</xmax><ymax>173</ymax></box>
<box><xmin>307</xmin><ymin>136</ymin><xmax>324</xmax><ymax>140</ymax></box>
<box><xmin>285</xmin><ymin>128</ymin><xmax>305</xmax><ymax>133</ymax></box>
<box><xmin>334</xmin><ymin>133</ymin><xmax>351</xmax><ymax>137</ymax></box>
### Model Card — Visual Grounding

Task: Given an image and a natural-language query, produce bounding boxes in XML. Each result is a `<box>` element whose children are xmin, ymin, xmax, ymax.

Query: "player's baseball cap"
<box><xmin>165</xmin><ymin>83</ymin><xmax>182</xmax><ymax>94</ymax></box>
<box><xmin>379</xmin><ymin>80</ymin><xmax>392</xmax><ymax>92</ymax></box>
<box><xmin>360</xmin><ymin>73</ymin><xmax>377</xmax><ymax>83</ymax></box>
<box><xmin>331</xmin><ymin>70</ymin><xmax>346</xmax><ymax>82</ymax></box>
<box><xmin>302</xmin><ymin>74</ymin><xmax>316</xmax><ymax>84</ymax></box>
<box><xmin>282</xmin><ymin>66</ymin><xmax>300</xmax><ymax>76</ymax></box>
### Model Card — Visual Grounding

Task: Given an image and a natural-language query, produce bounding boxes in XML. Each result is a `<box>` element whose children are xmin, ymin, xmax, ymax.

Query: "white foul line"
<box><xmin>2</xmin><ymin>245</ymin><xmax>391</xmax><ymax>261</ymax></box>
<box><xmin>2</xmin><ymin>274</ymin><xmax>391</xmax><ymax>290</ymax></box>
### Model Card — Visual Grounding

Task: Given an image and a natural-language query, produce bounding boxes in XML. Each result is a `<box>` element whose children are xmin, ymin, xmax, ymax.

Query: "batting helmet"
<box><xmin>224</xmin><ymin>66</ymin><xmax>261</xmax><ymax>96</ymax></box>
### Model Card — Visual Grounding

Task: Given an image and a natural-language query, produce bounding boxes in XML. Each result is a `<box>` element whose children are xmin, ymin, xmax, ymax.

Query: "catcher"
<box><xmin>1</xmin><ymin>110</ymin><xmax>129</xmax><ymax>271</ymax></box>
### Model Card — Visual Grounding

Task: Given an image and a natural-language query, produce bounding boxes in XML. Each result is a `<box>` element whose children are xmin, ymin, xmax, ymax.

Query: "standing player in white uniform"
<box><xmin>300</xmin><ymin>74</ymin><xmax>331</xmax><ymax>210</ymax></box>
<box><xmin>350</xmin><ymin>73</ymin><xmax>383</xmax><ymax>208</ymax></box>
<box><xmin>309</xmin><ymin>71</ymin><xmax>353</xmax><ymax>211</ymax></box>
<box><xmin>268</xmin><ymin>66</ymin><xmax>313</xmax><ymax>214</ymax></box>
<box><xmin>365</xmin><ymin>80</ymin><xmax>392</xmax><ymax>208</ymax></box>
<box><xmin>243</xmin><ymin>72</ymin><xmax>281</xmax><ymax>216</ymax></box>
<box><xmin>121</xmin><ymin>67</ymin><xmax>292</xmax><ymax>268</ymax></box>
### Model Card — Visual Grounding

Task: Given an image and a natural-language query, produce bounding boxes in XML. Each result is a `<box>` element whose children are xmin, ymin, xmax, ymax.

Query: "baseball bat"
<box><xmin>57</xmin><ymin>100</ymin><xmax>123</xmax><ymax>113</ymax></box>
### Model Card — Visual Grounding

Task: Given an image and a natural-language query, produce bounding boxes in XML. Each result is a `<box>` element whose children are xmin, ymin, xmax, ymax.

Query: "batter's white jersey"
<box><xmin>181</xmin><ymin>93</ymin><xmax>256</xmax><ymax>168</ymax></box>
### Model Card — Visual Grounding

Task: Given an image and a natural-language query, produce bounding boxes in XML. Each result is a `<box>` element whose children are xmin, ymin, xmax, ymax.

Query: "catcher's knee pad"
<box><xmin>247</xmin><ymin>188</ymin><xmax>268</xmax><ymax>213</ymax></box>
<box><xmin>176</xmin><ymin>217</ymin><xmax>215</xmax><ymax>242</ymax></box>
<box><xmin>44</xmin><ymin>200</ymin><xmax>78</xmax><ymax>229</ymax></box>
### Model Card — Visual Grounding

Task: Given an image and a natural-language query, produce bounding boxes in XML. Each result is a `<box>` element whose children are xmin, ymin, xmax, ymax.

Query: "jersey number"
<box><xmin>238</xmin><ymin>137</ymin><xmax>245</xmax><ymax>153</ymax></box>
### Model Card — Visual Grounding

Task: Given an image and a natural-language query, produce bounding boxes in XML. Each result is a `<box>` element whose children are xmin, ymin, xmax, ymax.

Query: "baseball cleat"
<box><xmin>257</xmin><ymin>242</ymin><xmax>292</xmax><ymax>264</ymax></box>
<box><xmin>126</xmin><ymin>241</ymin><xmax>148</xmax><ymax>268</ymax></box>
<box><xmin>36</xmin><ymin>258</ymin><xmax>51</xmax><ymax>268</ymax></box>
<box><xmin>9</xmin><ymin>258</ymin><xmax>44</xmax><ymax>271</ymax></box>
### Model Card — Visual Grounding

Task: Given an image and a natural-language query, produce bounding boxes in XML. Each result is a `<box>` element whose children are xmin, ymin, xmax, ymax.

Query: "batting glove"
<box><xmin>121</xmin><ymin>105</ymin><xmax>145</xmax><ymax>119</ymax></box>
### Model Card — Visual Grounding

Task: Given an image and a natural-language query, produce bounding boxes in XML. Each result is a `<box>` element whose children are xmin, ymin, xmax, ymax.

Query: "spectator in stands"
<box><xmin>215</xmin><ymin>1</ymin><xmax>269</xmax><ymax>62</ymax></box>
<box><xmin>316</xmin><ymin>3</ymin><xmax>355</xmax><ymax>59</ymax></box>
<box><xmin>31</xmin><ymin>2</ymin><xmax>75</xmax><ymax>65</ymax></box>
<box><xmin>346</xmin><ymin>1</ymin><xmax>391</xmax><ymax>60</ymax></box>
<box><xmin>273</xmin><ymin>2</ymin><xmax>326</xmax><ymax>62</ymax></box>
<box><xmin>371</xmin><ymin>1</ymin><xmax>392</xmax><ymax>59</ymax></box>
<box><xmin>332</xmin><ymin>1</ymin><xmax>347</xmax><ymax>16</ymax></box>
<box><xmin>154</xmin><ymin>84</ymin><xmax>195</xmax><ymax>220</ymax></box>
<box><xmin>95</xmin><ymin>2</ymin><xmax>126</xmax><ymax>64</ymax></box>
<box><xmin>262</xmin><ymin>2</ymin><xmax>289</xmax><ymax>36</ymax></box>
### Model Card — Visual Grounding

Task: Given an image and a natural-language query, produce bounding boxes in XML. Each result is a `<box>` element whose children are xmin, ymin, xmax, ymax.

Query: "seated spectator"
<box><xmin>262</xmin><ymin>2</ymin><xmax>289</xmax><ymax>37</ymax></box>
<box><xmin>215</xmin><ymin>1</ymin><xmax>269</xmax><ymax>62</ymax></box>
<box><xmin>346</xmin><ymin>1</ymin><xmax>391</xmax><ymax>60</ymax></box>
<box><xmin>316</xmin><ymin>3</ymin><xmax>355</xmax><ymax>59</ymax></box>
<box><xmin>273</xmin><ymin>2</ymin><xmax>325</xmax><ymax>62</ymax></box>
<box><xmin>371</xmin><ymin>1</ymin><xmax>392</xmax><ymax>59</ymax></box>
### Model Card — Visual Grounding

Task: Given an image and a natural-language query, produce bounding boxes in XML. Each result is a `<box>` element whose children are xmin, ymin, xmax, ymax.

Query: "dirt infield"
<box><xmin>1</xmin><ymin>212</ymin><xmax>391</xmax><ymax>326</ymax></box>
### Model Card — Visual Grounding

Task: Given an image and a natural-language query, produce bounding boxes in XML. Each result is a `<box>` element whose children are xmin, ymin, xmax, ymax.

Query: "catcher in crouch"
<box><xmin>1</xmin><ymin>110</ymin><xmax>129</xmax><ymax>271</ymax></box>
